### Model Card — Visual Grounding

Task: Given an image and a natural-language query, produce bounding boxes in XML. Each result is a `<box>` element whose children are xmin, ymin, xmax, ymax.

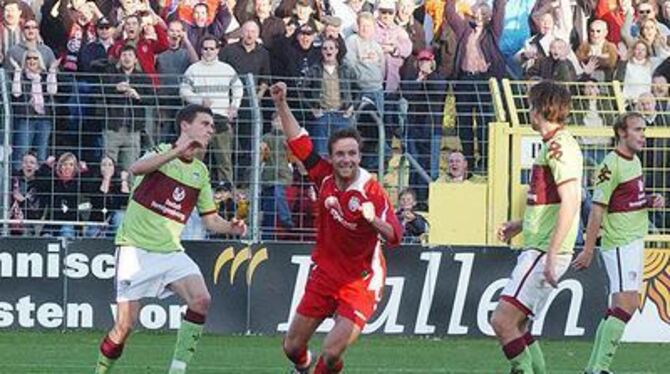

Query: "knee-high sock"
<box><xmin>503</xmin><ymin>335</ymin><xmax>533</xmax><ymax>374</ymax></box>
<box><xmin>593</xmin><ymin>307</ymin><xmax>631</xmax><ymax>372</ymax></box>
<box><xmin>524</xmin><ymin>332</ymin><xmax>546</xmax><ymax>374</ymax></box>
<box><xmin>169</xmin><ymin>309</ymin><xmax>206</xmax><ymax>374</ymax></box>
<box><xmin>314</xmin><ymin>355</ymin><xmax>343</xmax><ymax>374</ymax></box>
<box><xmin>95</xmin><ymin>335</ymin><xmax>124</xmax><ymax>374</ymax></box>
<box><xmin>585</xmin><ymin>309</ymin><xmax>608</xmax><ymax>371</ymax></box>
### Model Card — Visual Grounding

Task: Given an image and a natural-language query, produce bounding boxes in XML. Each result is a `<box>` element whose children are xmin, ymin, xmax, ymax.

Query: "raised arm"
<box><xmin>269</xmin><ymin>82</ymin><xmax>302</xmax><ymax>140</ymax></box>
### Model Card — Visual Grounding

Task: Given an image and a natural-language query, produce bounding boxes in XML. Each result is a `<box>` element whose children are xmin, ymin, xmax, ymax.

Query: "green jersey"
<box><xmin>115</xmin><ymin>144</ymin><xmax>217</xmax><ymax>252</ymax></box>
<box><xmin>591</xmin><ymin>150</ymin><xmax>648</xmax><ymax>250</ymax></box>
<box><xmin>523</xmin><ymin>129</ymin><xmax>583</xmax><ymax>254</ymax></box>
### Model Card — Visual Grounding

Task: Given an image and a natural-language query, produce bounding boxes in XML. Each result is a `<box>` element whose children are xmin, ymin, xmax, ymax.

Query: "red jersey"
<box><xmin>108</xmin><ymin>25</ymin><xmax>169</xmax><ymax>86</ymax></box>
<box><xmin>288</xmin><ymin>131</ymin><xmax>403</xmax><ymax>287</ymax></box>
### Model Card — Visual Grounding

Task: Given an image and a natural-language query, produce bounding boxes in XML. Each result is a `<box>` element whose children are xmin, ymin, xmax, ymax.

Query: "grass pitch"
<box><xmin>0</xmin><ymin>331</ymin><xmax>668</xmax><ymax>373</ymax></box>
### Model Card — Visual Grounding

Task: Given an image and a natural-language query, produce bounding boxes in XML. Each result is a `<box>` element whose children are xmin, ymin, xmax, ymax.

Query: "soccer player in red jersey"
<box><xmin>270</xmin><ymin>82</ymin><xmax>403</xmax><ymax>374</ymax></box>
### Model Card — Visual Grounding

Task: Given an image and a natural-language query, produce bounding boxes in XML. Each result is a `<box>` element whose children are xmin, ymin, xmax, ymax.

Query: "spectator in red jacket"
<box><xmin>108</xmin><ymin>13</ymin><xmax>168</xmax><ymax>85</ymax></box>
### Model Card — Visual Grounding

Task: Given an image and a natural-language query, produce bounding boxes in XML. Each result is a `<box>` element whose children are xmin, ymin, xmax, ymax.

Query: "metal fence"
<box><xmin>2</xmin><ymin>69</ymin><xmax>498</xmax><ymax>242</ymax></box>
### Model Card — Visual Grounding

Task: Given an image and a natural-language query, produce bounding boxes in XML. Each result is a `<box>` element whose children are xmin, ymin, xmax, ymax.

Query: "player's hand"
<box><xmin>360</xmin><ymin>201</ymin><xmax>375</xmax><ymax>223</ymax></box>
<box><xmin>571</xmin><ymin>249</ymin><xmax>594</xmax><ymax>270</ymax></box>
<box><xmin>496</xmin><ymin>221</ymin><xmax>522</xmax><ymax>242</ymax></box>
<box><xmin>543</xmin><ymin>255</ymin><xmax>558</xmax><ymax>288</ymax></box>
<box><xmin>230</xmin><ymin>217</ymin><xmax>247</xmax><ymax>236</ymax></box>
<box><xmin>648</xmin><ymin>193</ymin><xmax>666</xmax><ymax>208</ymax></box>
<box><xmin>175</xmin><ymin>138</ymin><xmax>204</xmax><ymax>157</ymax></box>
<box><xmin>270</xmin><ymin>82</ymin><xmax>287</xmax><ymax>103</ymax></box>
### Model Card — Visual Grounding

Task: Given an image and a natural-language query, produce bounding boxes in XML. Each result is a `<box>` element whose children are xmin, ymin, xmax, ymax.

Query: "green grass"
<box><xmin>0</xmin><ymin>331</ymin><xmax>669</xmax><ymax>373</ymax></box>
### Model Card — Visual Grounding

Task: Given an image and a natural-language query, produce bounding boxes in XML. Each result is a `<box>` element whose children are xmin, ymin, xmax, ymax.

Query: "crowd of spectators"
<box><xmin>2</xmin><ymin>0</ymin><xmax>670</xmax><ymax>240</ymax></box>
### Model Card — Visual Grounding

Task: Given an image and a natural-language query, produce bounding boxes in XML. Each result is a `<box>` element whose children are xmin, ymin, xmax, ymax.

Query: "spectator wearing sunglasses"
<box><xmin>5</xmin><ymin>18</ymin><xmax>56</xmax><ymax>72</ymax></box>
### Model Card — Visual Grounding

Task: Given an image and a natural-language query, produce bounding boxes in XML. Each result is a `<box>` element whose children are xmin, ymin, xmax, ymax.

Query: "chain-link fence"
<box><xmin>2</xmin><ymin>69</ymin><xmax>499</xmax><ymax>242</ymax></box>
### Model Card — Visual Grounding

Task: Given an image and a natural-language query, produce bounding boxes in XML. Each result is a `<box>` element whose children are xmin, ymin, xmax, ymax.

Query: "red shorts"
<box><xmin>296</xmin><ymin>267</ymin><xmax>384</xmax><ymax>329</ymax></box>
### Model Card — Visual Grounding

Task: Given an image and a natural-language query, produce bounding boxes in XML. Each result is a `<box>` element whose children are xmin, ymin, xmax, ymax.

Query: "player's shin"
<box><xmin>585</xmin><ymin>312</ymin><xmax>607</xmax><ymax>371</ymax></box>
<box><xmin>169</xmin><ymin>309</ymin><xmax>206</xmax><ymax>374</ymax></box>
<box><xmin>95</xmin><ymin>335</ymin><xmax>124</xmax><ymax>374</ymax></box>
<box><xmin>593</xmin><ymin>307</ymin><xmax>631</xmax><ymax>371</ymax></box>
<box><xmin>502</xmin><ymin>335</ymin><xmax>533</xmax><ymax>373</ymax></box>
<box><xmin>523</xmin><ymin>332</ymin><xmax>546</xmax><ymax>374</ymax></box>
<box><xmin>284</xmin><ymin>340</ymin><xmax>312</xmax><ymax>371</ymax></box>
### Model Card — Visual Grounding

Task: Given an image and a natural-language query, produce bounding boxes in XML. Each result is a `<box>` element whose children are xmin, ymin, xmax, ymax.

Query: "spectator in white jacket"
<box><xmin>180</xmin><ymin>35</ymin><xmax>243</xmax><ymax>183</ymax></box>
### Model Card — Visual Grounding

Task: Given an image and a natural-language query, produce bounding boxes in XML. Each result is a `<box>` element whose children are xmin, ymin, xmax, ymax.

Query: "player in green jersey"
<box><xmin>94</xmin><ymin>104</ymin><xmax>247</xmax><ymax>374</ymax></box>
<box><xmin>573</xmin><ymin>112</ymin><xmax>665</xmax><ymax>374</ymax></box>
<box><xmin>491</xmin><ymin>81</ymin><xmax>583</xmax><ymax>374</ymax></box>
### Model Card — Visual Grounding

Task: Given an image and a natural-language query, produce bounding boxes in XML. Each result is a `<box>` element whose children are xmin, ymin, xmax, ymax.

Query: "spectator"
<box><xmin>76</xmin><ymin>17</ymin><xmax>117</xmax><ymax>162</ymax></box>
<box><xmin>318</xmin><ymin>15</ymin><xmax>347</xmax><ymax>59</ymax></box>
<box><xmin>595</xmin><ymin>0</ymin><xmax>625</xmax><ymax>44</ymax></box>
<box><xmin>290</xmin><ymin>0</ymin><xmax>320</xmax><ymax>32</ymax></box>
<box><xmin>101</xmin><ymin>45</ymin><xmax>152</xmax><ymax>171</ymax></box>
<box><xmin>625</xmin><ymin>0</ymin><xmax>670</xmax><ymax>38</ymax></box>
<box><xmin>5</xmin><ymin>18</ymin><xmax>56</xmax><ymax>71</ymax></box>
<box><xmin>443</xmin><ymin>150</ymin><xmax>485</xmax><ymax>183</ymax></box>
<box><xmin>302</xmin><ymin>37</ymin><xmax>358</xmax><ymax>155</ymax></box>
<box><xmin>400</xmin><ymin>48</ymin><xmax>445</xmax><ymax>207</ymax></box>
<box><xmin>572</xmin><ymin>77</ymin><xmax>615</xmax><ymax>167</ymax></box>
<box><xmin>615</xmin><ymin>40</ymin><xmax>659</xmax><ymax>102</ymax></box>
<box><xmin>637</xmin><ymin>91</ymin><xmax>670</xmax><ymax>126</ymax></box>
<box><xmin>10</xmin><ymin>50</ymin><xmax>59</xmax><ymax>170</ymax></box>
<box><xmin>219</xmin><ymin>20</ymin><xmax>271</xmax><ymax>185</ymax></box>
<box><xmin>396</xmin><ymin>0</ymin><xmax>425</xmax><ymax>78</ymax></box>
<box><xmin>374</xmin><ymin>0</ymin><xmax>411</xmax><ymax>93</ymax></box>
<box><xmin>622</xmin><ymin>16</ymin><xmax>670</xmax><ymax>59</ymax></box>
<box><xmin>110</xmin><ymin>0</ymin><xmax>150</xmax><ymax>25</ymax></box>
<box><xmin>652</xmin><ymin>75</ymin><xmax>670</xmax><ymax>112</ymax></box>
<box><xmin>345</xmin><ymin>12</ymin><xmax>385</xmax><ymax>114</ymax></box>
<box><xmin>575</xmin><ymin>20</ymin><xmax>618</xmax><ymax>81</ymax></box>
<box><xmin>253</xmin><ymin>0</ymin><xmax>285</xmax><ymax>50</ymax></box>
<box><xmin>34</xmin><ymin>152</ymin><xmax>88</xmax><ymax>238</ymax></box>
<box><xmin>259</xmin><ymin>112</ymin><xmax>294</xmax><ymax>237</ymax></box>
<box><xmin>82</xmin><ymin>155</ymin><xmax>130</xmax><ymax>237</ymax></box>
<box><xmin>448</xmin><ymin>0</ymin><xmax>506</xmax><ymax>172</ymax></box>
<box><xmin>331</xmin><ymin>0</ymin><xmax>366</xmax><ymax>38</ymax></box>
<box><xmin>271</xmin><ymin>23</ymin><xmax>320</xmax><ymax>87</ymax></box>
<box><xmin>395</xmin><ymin>188</ymin><xmax>428</xmax><ymax>243</ymax></box>
<box><xmin>10</xmin><ymin>150</ymin><xmax>45</xmax><ymax>236</ymax></box>
<box><xmin>156</xmin><ymin>19</ymin><xmax>198</xmax><ymax>142</ymax></box>
<box><xmin>185</xmin><ymin>1</ymin><xmax>232</xmax><ymax>52</ymax></box>
<box><xmin>41</xmin><ymin>0</ymin><xmax>102</xmax><ymax>72</ymax></box>
<box><xmin>525</xmin><ymin>38</ymin><xmax>577</xmax><ymax>81</ymax></box>
<box><xmin>0</xmin><ymin>0</ymin><xmax>25</xmax><ymax>63</ymax></box>
<box><xmin>108</xmin><ymin>13</ymin><xmax>168</xmax><ymax>86</ymax></box>
<box><xmin>181</xmin><ymin>35</ymin><xmax>244</xmax><ymax>183</ymax></box>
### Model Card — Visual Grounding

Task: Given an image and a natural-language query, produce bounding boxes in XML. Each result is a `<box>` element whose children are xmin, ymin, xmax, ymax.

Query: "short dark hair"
<box><xmin>124</xmin><ymin>14</ymin><xmax>142</xmax><ymax>25</ymax></box>
<box><xmin>528</xmin><ymin>80</ymin><xmax>571</xmax><ymax>124</ymax></box>
<box><xmin>22</xmin><ymin>149</ymin><xmax>38</xmax><ymax>160</ymax></box>
<box><xmin>327</xmin><ymin>127</ymin><xmax>363</xmax><ymax>155</ymax></box>
<box><xmin>399</xmin><ymin>187</ymin><xmax>416</xmax><ymax>200</ymax></box>
<box><xmin>200</xmin><ymin>34</ymin><xmax>220</xmax><ymax>51</ymax></box>
<box><xmin>175</xmin><ymin>105</ymin><xmax>214</xmax><ymax>136</ymax></box>
<box><xmin>120</xmin><ymin>44</ymin><xmax>137</xmax><ymax>55</ymax></box>
<box><xmin>613</xmin><ymin>112</ymin><xmax>644</xmax><ymax>141</ymax></box>
<box><xmin>193</xmin><ymin>2</ymin><xmax>209</xmax><ymax>11</ymax></box>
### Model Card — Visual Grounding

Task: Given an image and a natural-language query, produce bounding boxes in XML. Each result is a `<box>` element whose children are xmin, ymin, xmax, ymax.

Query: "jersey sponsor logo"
<box><xmin>348</xmin><ymin>196</ymin><xmax>361</xmax><ymax>212</ymax></box>
<box><xmin>608</xmin><ymin>176</ymin><xmax>646</xmax><ymax>213</ymax></box>
<box><xmin>596</xmin><ymin>164</ymin><xmax>612</xmax><ymax>185</ymax></box>
<box><xmin>527</xmin><ymin>165</ymin><xmax>560</xmax><ymax>205</ymax></box>
<box><xmin>172</xmin><ymin>187</ymin><xmax>186</xmax><ymax>202</ymax></box>
<box><xmin>547</xmin><ymin>140</ymin><xmax>563</xmax><ymax>161</ymax></box>
<box><xmin>324</xmin><ymin>195</ymin><xmax>357</xmax><ymax>230</ymax></box>
<box><xmin>132</xmin><ymin>171</ymin><xmax>200</xmax><ymax>224</ymax></box>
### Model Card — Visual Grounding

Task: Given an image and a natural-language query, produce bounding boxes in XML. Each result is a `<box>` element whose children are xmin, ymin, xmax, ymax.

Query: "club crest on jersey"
<box><xmin>192</xmin><ymin>171</ymin><xmax>200</xmax><ymax>180</ymax></box>
<box><xmin>172</xmin><ymin>187</ymin><xmax>186</xmax><ymax>202</ymax></box>
<box><xmin>348</xmin><ymin>196</ymin><xmax>361</xmax><ymax>212</ymax></box>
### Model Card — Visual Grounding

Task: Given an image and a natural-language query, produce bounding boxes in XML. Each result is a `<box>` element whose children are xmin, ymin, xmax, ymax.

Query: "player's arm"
<box><xmin>128</xmin><ymin>141</ymin><xmax>202</xmax><ymax>176</ymax></box>
<box><xmin>545</xmin><ymin>178</ymin><xmax>581</xmax><ymax>286</ymax></box>
<box><xmin>201</xmin><ymin>213</ymin><xmax>247</xmax><ymax>236</ymax></box>
<box><xmin>361</xmin><ymin>195</ymin><xmax>403</xmax><ymax>246</ymax></box>
<box><xmin>573</xmin><ymin>202</ymin><xmax>605</xmax><ymax>270</ymax></box>
<box><xmin>270</xmin><ymin>82</ymin><xmax>302</xmax><ymax>140</ymax></box>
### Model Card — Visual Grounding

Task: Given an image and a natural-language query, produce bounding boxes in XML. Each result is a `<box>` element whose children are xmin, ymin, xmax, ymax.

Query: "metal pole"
<box><xmin>245</xmin><ymin>73</ymin><xmax>262</xmax><ymax>244</ymax></box>
<box><xmin>0</xmin><ymin>68</ymin><xmax>11</xmax><ymax>236</ymax></box>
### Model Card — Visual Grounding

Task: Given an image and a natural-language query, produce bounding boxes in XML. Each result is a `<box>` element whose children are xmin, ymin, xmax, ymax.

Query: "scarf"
<box><xmin>25</xmin><ymin>71</ymin><xmax>45</xmax><ymax>115</ymax></box>
<box><xmin>63</xmin><ymin>22</ymin><xmax>96</xmax><ymax>72</ymax></box>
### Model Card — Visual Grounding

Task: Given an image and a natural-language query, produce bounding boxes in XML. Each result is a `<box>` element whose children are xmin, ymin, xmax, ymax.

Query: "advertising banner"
<box><xmin>0</xmin><ymin>238</ymin><xmax>668</xmax><ymax>342</ymax></box>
